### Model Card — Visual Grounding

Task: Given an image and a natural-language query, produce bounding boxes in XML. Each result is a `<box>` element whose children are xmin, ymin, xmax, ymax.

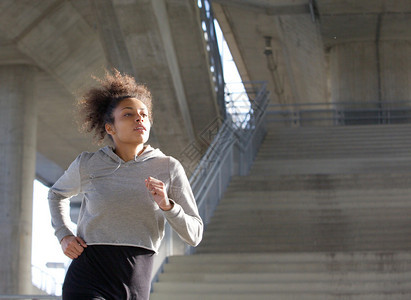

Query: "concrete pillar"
<box><xmin>0</xmin><ymin>65</ymin><xmax>37</xmax><ymax>293</ymax></box>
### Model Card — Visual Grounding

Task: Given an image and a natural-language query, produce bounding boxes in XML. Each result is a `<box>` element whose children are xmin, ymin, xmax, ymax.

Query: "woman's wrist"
<box><xmin>160</xmin><ymin>200</ymin><xmax>174</xmax><ymax>211</ymax></box>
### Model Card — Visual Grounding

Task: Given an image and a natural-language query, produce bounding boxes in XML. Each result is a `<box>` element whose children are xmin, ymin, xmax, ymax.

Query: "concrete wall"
<box><xmin>329</xmin><ymin>40</ymin><xmax>411</xmax><ymax>108</ymax></box>
<box><xmin>276</xmin><ymin>15</ymin><xmax>328</xmax><ymax>104</ymax></box>
<box><xmin>329</xmin><ymin>42</ymin><xmax>379</xmax><ymax>105</ymax></box>
<box><xmin>380</xmin><ymin>41</ymin><xmax>411</xmax><ymax>102</ymax></box>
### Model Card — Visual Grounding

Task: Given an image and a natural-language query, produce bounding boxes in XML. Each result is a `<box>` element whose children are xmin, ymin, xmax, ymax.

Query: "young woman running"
<box><xmin>48</xmin><ymin>70</ymin><xmax>203</xmax><ymax>300</ymax></box>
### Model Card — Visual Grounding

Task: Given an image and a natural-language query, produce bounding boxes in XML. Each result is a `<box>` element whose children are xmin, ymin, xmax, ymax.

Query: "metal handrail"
<box><xmin>189</xmin><ymin>120</ymin><xmax>236</xmax><ymax>195</ymax></box>
<box><xmin>268</xmin><ymin>100</ymin><xmax>411</xmax><ymax>108</ymax></box>
<box><xmin>267</xmin><ymin>101</ymin><xmax>411</xmax><ymax>125</ymax></box>
<box><xmin>190</xmin><ymin>81</ymin><xmax>269</xmax><ymax>194</ymax></box>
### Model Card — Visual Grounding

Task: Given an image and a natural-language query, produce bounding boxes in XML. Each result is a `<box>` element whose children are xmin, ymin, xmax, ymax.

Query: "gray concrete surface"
<box><xmin>152</xmin><ymin>253</ymin><xmax>411</xmax><ymax>299</ymax></box>
<box><xmin>151</xmin><ymin>124</ymin><xmax>411</xmax><ymax>299</ymax></box>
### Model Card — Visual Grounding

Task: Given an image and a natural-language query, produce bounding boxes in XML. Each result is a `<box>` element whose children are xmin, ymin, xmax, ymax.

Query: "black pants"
<box><xmin>62</xmin><ymin>245</ymin><xmax>154</xmax><ymax>300</ymax></box>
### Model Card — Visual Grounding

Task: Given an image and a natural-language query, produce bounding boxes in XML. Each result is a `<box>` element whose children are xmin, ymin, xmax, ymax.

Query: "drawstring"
<box><xmin>89</xmin><ymin>158</ymin><xmax>122</xmax><ymax>179</ymax></box>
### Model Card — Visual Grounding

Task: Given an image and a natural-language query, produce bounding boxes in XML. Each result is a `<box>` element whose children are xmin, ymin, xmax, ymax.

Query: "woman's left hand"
<box><xmin>145</xmin><ymin>176</ymin><xmax>174</xmax><ymax>211</ymax></box>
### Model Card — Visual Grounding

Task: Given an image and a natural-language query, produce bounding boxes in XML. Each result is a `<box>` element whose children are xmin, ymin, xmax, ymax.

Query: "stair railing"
<box><xmin>267</xmin><ymin>101</ymin><xmax>411</xmax><ymax>126</ymax></box>
<box><xmin>150</xmin><ymin>81</ymin><xmax>269</xmax><ymax>285</ymax></box>
<box><xmin>190</xmin><ymin>81</ymin><xmax>269</xmax><ymax>233</ymax></box>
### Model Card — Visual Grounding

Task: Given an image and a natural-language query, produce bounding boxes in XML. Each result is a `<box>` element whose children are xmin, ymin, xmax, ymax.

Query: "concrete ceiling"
<box><xmin>0</xmin><ymin>0</ymin><xmax>219</xmax><ymax>185</ymax></box>
<box><xmin>212</xmin><ymin>0</ymin><xmax>411</xmax><ymax>106</ymax></box>
<box><xmin>1</xmin><ymin>0</ymin><xmax>410</xmax><ymax>185</ymax></box>
<box><xmin>317</xmin><ymin>0</ymin><xmax>411</xmax><ymax>47</ymax></box>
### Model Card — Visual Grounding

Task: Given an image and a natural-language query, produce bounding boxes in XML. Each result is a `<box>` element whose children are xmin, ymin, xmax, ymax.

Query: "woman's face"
<box><xmin>106</xmin><ymin>98</ymin><xmax>151</xmax><ymax>146</ymax></box>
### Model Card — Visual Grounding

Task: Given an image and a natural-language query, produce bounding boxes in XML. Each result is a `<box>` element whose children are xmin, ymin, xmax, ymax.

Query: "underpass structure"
<box><xmin>0</xmin><ymin>0</ymin><xmax>410</xmax><ymax>295</ymax></box>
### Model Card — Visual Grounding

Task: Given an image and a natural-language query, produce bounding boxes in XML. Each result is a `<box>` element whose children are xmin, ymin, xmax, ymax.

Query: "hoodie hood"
<box><xmin>101</xmin><ymin>145</ymin><xmax>165</xmax><ymax>164</ymax></box>
<box><xmin>88</xmin><ymin>145</ymin><xmax>166</xmax><ymax>179</ymax></box>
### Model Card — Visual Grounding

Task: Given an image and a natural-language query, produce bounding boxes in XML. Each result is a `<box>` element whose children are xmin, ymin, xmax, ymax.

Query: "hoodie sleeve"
<box><xmin>48</xmin><ymin>153</ymin><xmax>83</xmax><ymax>242</ymax></box>
<box><xmin>163</xmin><ymin>157</ymin><xmax>203</xmax><ymax>247</ymax></box>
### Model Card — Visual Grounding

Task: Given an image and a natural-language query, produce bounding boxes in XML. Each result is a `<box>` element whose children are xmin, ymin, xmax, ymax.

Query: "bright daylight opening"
<box><xmin>32</xmin><ymin>180</ymin><xmax>72</xmax><ymax>295</ymax></box>
<box><xmin>214</xmin><ymin>20</ymin><xmax>251</xmax><ymax>127</ymax></box>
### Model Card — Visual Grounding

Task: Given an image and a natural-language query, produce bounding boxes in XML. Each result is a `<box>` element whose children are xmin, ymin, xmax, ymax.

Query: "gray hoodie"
<box><xmin>48</xmin><ymin>145</ymin><xmax>203</xmax><ymax>253</ymax></box>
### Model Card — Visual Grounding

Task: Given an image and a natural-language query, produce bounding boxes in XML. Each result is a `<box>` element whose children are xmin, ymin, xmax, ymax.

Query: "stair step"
<box><xmin>151</xmin><ymin>124</ymin><xmax>411</xmax><ymax>299</ymax></box>
<box><xmin>225</xmin><ymin>175</ymin><xmax>411</xmax><ymax>191</ymax></box>
<box><xmin>151</xmin><ymin>291</ymin><xmax>411</xmax><ymax>300</ymax></box>
<box><xmin>163</xmin><ymin>262</ymin><xmax>411</xmax><ymax>273</ymax></box>
<box><xmin>167</xmin><ymin>252</ymin><xmax>411</xmax><ymax>263</ymax></box>
<box><xmin>153</xmin><ymin>281</ymin><xmax>411</xmax><ymax>294</ymax></box>
<box><xmin>158</xmin><ymin>270</ymin><xmax>411</xmax><ymax>283</ymax></box>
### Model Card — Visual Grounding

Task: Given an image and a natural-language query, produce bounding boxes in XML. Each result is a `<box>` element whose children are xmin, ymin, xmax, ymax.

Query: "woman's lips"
<box><xmin>134</xmin><ymin>124</ymin><xmax>146</xmax><ymax>131</ymax></box>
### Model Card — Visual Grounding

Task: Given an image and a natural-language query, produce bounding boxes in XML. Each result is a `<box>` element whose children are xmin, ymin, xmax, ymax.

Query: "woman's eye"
<box><xmin>124</xmin><ymin>113</ymin><xmax>132</xmax><ymax>117</ymax></box>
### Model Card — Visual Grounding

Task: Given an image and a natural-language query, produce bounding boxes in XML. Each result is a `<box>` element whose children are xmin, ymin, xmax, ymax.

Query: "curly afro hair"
<box><xmin>77</xmin><ymin>69</ymin><xmax>153</xmax><ymax>144</ymax></box>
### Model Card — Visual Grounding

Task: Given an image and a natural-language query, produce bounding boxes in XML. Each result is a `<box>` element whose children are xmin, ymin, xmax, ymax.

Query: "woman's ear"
<box><xmin>105</xmin><ymin>123</ymin><xmax>115</xmax><ymax>135</ymax></box>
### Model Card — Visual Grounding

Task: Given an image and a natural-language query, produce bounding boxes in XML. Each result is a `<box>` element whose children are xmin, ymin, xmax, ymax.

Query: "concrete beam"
<box><xmin>316</xmin><ymin>0</ymin><xmax>411</xmax><ymax>15</ymax></box>
<box><xmin>91</xmin><ymin>0</ymin><xmax>159</xmax><ymax>146</ymax></box>
<box><xmin>0</xmin><ymin>0</ymin><xmax>107</xmax><ymax>93</ymax></box>
<box><xmin>113</xmin><ymin>0</ymin><xmax>199</xmax><ymax>156</ymax></box>
<box><xmin>151</xmin><ymin>0</ymin><xmax>195</xmax><ymax>141</ymax></box>
<box><xmin>167</xmin><ymin>0</ymin><xmax>220</xmax><ymax>136</ymax></box>
<box><xmin>91</xmin><ymin>0</ymin><xmax>136</xmax><ymax>76</ymax></box>
<box><xmin>0</xmin><ymin>44</ymin><xmax>34</xmax><ymax>65</ymax></box>
<box><xmin>213</xmin><ymin>0</ymin><xmax>310</xmax><ymax>15</ymax></box>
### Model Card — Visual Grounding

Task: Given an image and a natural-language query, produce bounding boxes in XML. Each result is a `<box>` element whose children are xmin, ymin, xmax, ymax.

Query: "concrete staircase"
<box><xmin>252</xmin><ymin>124</ymin><xmax>411</xmax><ymax>175</ymax></box>
<box><xmin>151</xmin><ymin>124</ymin><xmax>411</xmax><ymax>299</ymax></box>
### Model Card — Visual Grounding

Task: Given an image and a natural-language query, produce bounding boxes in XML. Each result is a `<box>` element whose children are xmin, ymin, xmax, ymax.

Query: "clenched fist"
<box><xmin>145</xmin><ymin>176</ymin><xmax>174</xmax><ymax>211</ymax></box>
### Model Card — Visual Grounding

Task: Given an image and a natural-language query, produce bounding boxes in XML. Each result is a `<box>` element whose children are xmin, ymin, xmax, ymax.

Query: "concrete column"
<box><xmin>0</xmin><ymin>65</ymin><xmax>37</xmax><ymax>294</ymax></box>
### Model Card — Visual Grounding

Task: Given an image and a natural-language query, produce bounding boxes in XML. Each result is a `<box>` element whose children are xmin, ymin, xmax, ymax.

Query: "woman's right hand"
<box><xmin>61</xmin><ymin>235</ymin><xmax>87</xmax><ymax>259</ymax></box>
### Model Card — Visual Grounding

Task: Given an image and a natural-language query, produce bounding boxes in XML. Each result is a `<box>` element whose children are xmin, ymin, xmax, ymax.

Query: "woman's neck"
<box><xmin>113</xmin><ymin>143</ymin><xmax>146</xmax><ymax>162</ymax></box>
